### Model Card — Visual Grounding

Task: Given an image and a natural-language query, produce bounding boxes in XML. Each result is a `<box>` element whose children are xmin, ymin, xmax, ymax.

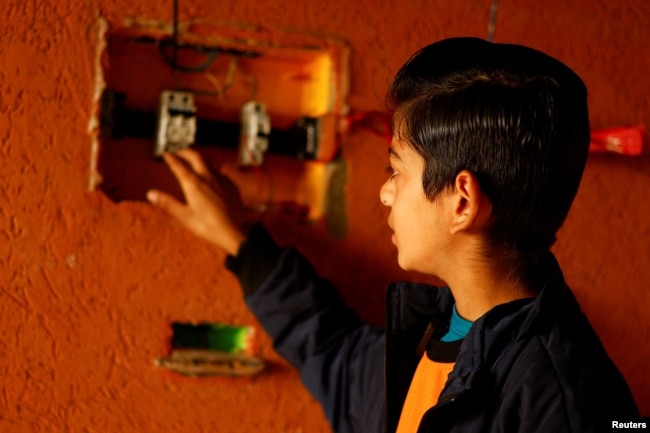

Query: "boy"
<box><xmin>146</xmin><ymin>37</ymin><xmax>639</xmax><ymax>432</ymax></box>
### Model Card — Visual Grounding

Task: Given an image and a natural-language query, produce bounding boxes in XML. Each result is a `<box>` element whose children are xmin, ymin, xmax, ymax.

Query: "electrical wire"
<box><xmin>344</xmin><ymin>111</ymin><xmax>392</xmax><ymax>146</ymax></box>
<box><xmin>159</xmin><ymin>44</ymin><xmax>220</xmax><ymax>73</ymax></box>
<box><xmin>243</xmin><ymin>74</ymin><xmax>258</xmax><ymax>101</ymax></box>
<box><xmin>161</xmin><ymin>0</ymin><xmax>219</xmax><ymax>75</ymax></box>
<box><xmin>487</xmin><ymin>0</ymin><xmax>499</xmax><ymax>42</ymax></box>
<box><xmin>159</xmin><ymin>0</ymin><xmax>260</xmax><ymax>98</ymax></box>
<box><xmin>173</xmin><ymin>0</ymin><xmax>178</xmax><ymax>68</ymax></box>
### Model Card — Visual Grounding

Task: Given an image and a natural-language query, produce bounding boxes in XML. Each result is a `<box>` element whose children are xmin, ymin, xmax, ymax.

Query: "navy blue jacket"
<box><xmin>226</xmin><ymin>225</ymin><xmax>639</xmax><ymax>433</ymax></box>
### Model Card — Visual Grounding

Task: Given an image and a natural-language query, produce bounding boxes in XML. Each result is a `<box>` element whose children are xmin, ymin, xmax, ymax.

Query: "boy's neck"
<box><xmin>443</xmin><ymin>254</ymin><xmax>537</xmax><ymax>322</ymax></box>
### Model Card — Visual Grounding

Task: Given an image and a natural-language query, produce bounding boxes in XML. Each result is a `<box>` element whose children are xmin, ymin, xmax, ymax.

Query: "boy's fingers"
<box><xmin>163</xmin><ymin>152</ymin><xmax>194</xmax><ymax>182</ymax></box>
<box><xmin>147</xmin><ymin>189</ymin><xmax>191</xmax><ymax>223</ymax></box>
<box><xmin>162</xmin><ymin>152</ymin><xmax>206</xmax><ymax>198</ymax></box>
<box><xmin>173</xmin><ymin>148</ymin><xmax>212</xmax><ymax>178</ymax></box>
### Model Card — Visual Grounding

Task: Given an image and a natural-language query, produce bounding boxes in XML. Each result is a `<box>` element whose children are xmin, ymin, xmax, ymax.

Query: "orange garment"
<box><xmin>396</xmin><ymin>354</ymin><xmax>455</xmax><ymax>433</ymax></box>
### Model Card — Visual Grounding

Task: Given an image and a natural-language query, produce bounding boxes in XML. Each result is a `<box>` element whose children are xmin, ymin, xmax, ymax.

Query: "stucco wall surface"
<box><xmin>0</xmin><ymin>0</ymin><xmax>648</xmax><ymax>431</ymax></box>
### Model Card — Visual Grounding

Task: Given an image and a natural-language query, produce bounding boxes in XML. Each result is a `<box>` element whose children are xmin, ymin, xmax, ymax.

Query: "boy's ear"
<box><xmin>449</xmin><ymin>170</ymin><xmax>491</xmax><ymax>234</ymax></box>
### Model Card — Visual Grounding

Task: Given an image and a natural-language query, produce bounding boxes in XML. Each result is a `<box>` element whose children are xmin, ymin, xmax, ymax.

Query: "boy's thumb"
<box><xmin>146</xmin><ymin>189</ymin><xmax>161</xmax><ymax>204</ymax></box>
<box><xmin>147</xmin><ymin>189</ymin><xmax>183</xmax><ymax>217</ymax></box>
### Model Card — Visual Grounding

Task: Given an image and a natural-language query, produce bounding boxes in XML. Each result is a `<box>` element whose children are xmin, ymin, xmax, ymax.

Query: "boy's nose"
<box><xmin>379</xmin><ymin>180</ymin><xmax>393</xmax><ymax>206</ymax></box>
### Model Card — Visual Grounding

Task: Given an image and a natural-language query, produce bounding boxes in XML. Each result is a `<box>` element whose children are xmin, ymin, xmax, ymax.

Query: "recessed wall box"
<box><xmin>89</xmin><ymin>17</ymin><xmax>351</xmax><ymax>222</ymax></box>
<box><xmin>155</xmin><ymin>322</ymin><xmax>265</xmax><ymax>377</ymax></box>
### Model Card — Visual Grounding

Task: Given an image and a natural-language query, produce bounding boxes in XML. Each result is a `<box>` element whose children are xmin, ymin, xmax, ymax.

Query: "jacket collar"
<box><xmin>391</xmin><ymin>252</ymin><xmax>575</xmax><ymax>398</ymax></box>
<box><xmin>441</xmin><ymin>252</ymin><xmax>576</xmax><ymax>397</ymax></box>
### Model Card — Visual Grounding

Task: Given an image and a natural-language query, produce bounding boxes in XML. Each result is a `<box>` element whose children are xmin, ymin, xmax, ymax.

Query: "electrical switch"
<box><xmin>238</xmin><ymin>101</ymin><xmax>270</xmax><ymax>166</ymax></box>
<box><xmin>154</xmin><ymin>90</ymin><xmax>197</xmax><ymax>156</ymax></box>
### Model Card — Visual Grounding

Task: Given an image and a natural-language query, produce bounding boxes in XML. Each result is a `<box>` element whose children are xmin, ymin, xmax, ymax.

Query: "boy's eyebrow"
<box><xmin>388</xmin><ymin>146</ymin><xmax>402</xmax><ymax>160</ymax></box>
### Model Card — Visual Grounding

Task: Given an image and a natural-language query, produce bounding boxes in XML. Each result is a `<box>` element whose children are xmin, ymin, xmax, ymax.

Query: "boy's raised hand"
<box><xmin>146</xmin><ymin>148</ymin><xmax>246</xmax><ymax>256</ymax></box>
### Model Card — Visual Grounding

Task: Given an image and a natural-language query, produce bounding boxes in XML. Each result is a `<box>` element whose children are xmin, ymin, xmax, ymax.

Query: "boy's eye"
<box><xmin>385</xmin><ymin>165</ymin><xmax>398</xmax><ymax>179</ymax></box>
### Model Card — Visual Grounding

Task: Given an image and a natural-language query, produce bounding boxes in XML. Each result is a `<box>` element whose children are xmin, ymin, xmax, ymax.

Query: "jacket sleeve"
<box><xmin>225</xmin><ymin>224</ymin><xmax>386</xmax><ymax>433</ymax></box>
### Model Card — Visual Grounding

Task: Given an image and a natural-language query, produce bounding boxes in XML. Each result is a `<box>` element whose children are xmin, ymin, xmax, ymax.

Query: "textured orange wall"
<box><xmin>1</xmin><ymin>0</ymin><xmax>648</xmax><ymax>431</ymax></box>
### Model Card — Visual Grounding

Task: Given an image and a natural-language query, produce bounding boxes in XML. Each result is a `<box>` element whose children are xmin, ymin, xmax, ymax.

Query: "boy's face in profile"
<box><xmin>380</xmin><ymin>139</ymin><xmax>453</xmax><ymax>277</ymax></box>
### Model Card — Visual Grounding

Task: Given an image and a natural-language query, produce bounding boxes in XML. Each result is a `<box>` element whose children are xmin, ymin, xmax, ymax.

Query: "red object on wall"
<box><xmin>590</xmin><ymin>125</ymin><xmax>646</xmax><ymax>155</ymax></box>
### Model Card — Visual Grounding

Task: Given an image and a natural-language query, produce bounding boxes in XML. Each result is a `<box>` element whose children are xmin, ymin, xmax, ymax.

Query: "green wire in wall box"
<box><xmin>171</xmin><ymin>322</ymin><xmax>254</xmax><ymax>353</ymax></box>
<box><xmin>156</xmin><ymin>322</ymin><xmax>264</xmax><ymax>377</ymax></box>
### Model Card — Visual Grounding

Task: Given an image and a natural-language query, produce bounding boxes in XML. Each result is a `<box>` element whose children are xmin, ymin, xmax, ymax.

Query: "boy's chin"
<box><xmin>396</xmin><ymin>254</ymin><xmax>414</xmax><ymax>271</ymax></box>
<box><xmin>396</xmin><ymin>254</ymin><xmax>436</xmax><ymax>278</ymax></box>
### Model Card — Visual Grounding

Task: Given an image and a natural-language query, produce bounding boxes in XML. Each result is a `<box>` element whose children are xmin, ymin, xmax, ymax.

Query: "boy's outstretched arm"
<box><xmin>148</xmin><ymin>148</ymin><xmax>386</xmax><ymax>433</ymax></box>
<box><xmin>146</xmin><ymin>148</ymin><xmax>247</xmax><ymax>256</ymax></box>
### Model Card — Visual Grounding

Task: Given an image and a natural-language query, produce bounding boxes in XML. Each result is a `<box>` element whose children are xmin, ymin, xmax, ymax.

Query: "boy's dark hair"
<box><xmin>387</xmin><ymin>37</ymin><xmax>590</xmax><ymax>259</ymax></box>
